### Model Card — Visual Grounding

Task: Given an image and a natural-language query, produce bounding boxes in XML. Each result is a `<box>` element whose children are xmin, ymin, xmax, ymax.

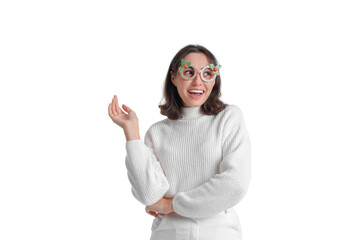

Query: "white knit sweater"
<box><xmin>124</xmin><ymin>104</ymin><xmax>251</xmax><ymax>219</ymax></box>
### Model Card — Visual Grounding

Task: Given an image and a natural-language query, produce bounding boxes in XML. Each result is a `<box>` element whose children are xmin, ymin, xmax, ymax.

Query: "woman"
<box><xmin>108</xmin><ymin>44</ymin><xmax>251</xmax><ymax>240</ymax></box>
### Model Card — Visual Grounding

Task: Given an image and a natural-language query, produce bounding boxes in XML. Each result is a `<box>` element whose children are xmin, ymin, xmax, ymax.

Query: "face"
<box><xmin>171</xmin><ymin>52</ymin><xmax>216</xmax><ymax>107</ymax></box>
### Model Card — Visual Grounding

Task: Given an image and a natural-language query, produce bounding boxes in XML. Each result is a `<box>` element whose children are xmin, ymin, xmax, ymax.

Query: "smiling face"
<box><xmin>171</xmin><ymin>52</ymin><xmax>216</xmax><ymax>107</ymax></box>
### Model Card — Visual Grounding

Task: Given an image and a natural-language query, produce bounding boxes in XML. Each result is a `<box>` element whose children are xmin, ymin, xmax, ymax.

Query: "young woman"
<box><xmin>108</xmin><ymin>44</ymin><xmax>251</xmax><ymax>240</ymax></box>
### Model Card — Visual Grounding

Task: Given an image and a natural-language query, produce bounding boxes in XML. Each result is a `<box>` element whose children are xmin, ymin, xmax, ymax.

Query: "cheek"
<box><xmin>177</xmin><ymin>81</ymin><xmax>190</xmax><ymax>89</ymax></box>
<box><xmin>176</xmin><ymin>84</ymin><xmax>188</xmax><ymax>94</ymax></box>
<box><xmin>206</xmin><ymin>83</ymin><xmax>215</xmax><ymax>93</ymax></box>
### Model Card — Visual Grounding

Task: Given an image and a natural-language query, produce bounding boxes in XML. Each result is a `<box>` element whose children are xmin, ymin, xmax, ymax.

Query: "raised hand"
<box><xmin>108</xmin><ymin>95</ymin><xmax>140</xmax><ymax>141</ymax></box>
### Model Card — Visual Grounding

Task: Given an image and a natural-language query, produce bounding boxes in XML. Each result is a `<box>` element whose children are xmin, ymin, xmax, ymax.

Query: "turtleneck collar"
<box><xmin>180</xmin><ymin>105</ymin><xmax>205</xmax><ymax>120</ymax></box>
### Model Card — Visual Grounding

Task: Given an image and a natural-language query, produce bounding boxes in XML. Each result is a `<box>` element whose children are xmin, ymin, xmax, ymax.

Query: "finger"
<box><xmin>108</xmin><ymin>103</ymin><xmax>114</xmax><ymax>118</ymax></box>
<box><xmin>110</xmin><ymin>98</ymin><xmax>116</xmax><ymax>116</ymax></box>
<box><xmin>114</xmin><ymin>95</ymin><xmax>123</xmax><ymax>115</ymax></box>
<box><xmin>147</xmin><ymin>211</ymin><xmax>158</xmax><ymax>218</ymax></box>
<box><xmin>122</xmin><ymin>104</ymin><xmax>132</xmax><ymax>113</ymax></box>
<box><xmin>147</xmin><ymin>212</ymin><xmax>157</xmax><ymax>217</ymax></box>
<box><xmin>112</xmin><ymin>97</ymin><xmax>117</xmax><ymax>115</ymax></box>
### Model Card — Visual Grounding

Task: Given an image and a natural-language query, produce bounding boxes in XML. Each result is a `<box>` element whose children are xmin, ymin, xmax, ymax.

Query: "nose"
<box><xmin>191</xmin><ymin>72</ymin><xmax>203</xmax><ymax>87</ymax></box>
<box><xmin>194</xmin><ymin>72</ymin><xmax>202</xmax><ymax>81</ymax></box>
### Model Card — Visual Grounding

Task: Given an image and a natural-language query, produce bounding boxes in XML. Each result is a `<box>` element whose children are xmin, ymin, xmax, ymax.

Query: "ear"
<box><xmin>170</xmin><ymin>71</ymin><xmax>176</xmax><ymax>86</ymax></box>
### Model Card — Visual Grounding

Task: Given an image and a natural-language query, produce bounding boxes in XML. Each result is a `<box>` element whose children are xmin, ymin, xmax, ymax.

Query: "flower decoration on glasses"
<box><xmin>178</xmin><ymin>58</ymin><xmax>192</xmax><ymax>72</ymax></box>
<box><xmin>209</xmin><ymin>63</ymin><xmax>222</xmax><ymax>76</ymax></box>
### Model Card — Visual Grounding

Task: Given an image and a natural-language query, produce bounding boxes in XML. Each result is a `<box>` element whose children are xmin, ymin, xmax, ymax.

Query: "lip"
<box><xmin>188</xmin><ymin>90</ymin><xmax>204</xmax><ymax>99</ymax></box>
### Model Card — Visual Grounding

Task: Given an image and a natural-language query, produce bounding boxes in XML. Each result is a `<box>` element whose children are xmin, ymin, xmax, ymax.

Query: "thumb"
<box><xmin>122</xmin><ymin>104</ymin><xmax>132</xmax><ymax>113</ymax></box>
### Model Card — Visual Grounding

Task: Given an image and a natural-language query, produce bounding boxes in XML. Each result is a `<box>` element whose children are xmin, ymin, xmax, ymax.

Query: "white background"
<box><xmin>1</xmin><ymin>0</ymin><xmax>359</xmax><ymax>239</ymax></box>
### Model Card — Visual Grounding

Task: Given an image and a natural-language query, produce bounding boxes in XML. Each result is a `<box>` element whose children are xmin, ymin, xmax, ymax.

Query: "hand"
<box><xmin>108</xmin><ymin>95</ymin><xmax>138</xmax><ymax>130</ymax></box>
<box><xmin>145</xmin><ymin>197</ymin><xmax>174</xmax><ymax>217</ymax></box>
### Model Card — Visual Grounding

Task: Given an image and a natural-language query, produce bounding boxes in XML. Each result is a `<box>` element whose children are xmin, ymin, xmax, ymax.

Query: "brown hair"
<box><xmin>158</xmin><ymin>44</ymin><xmax>228</xmax><ymax>120</ymax></box>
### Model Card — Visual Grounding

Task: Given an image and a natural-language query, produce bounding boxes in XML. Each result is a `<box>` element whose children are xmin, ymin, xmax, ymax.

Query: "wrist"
<box><xmin>124</xmin><ymin>126</ymin><xmax>140</xmax><ymax>141</ymax></box>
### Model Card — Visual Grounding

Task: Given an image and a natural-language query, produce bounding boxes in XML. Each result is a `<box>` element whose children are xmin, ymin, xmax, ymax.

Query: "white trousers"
<box><xmin>150</xmin><ymin>207</ymin><xmax>242</xmax><ymax>240</ymax></box>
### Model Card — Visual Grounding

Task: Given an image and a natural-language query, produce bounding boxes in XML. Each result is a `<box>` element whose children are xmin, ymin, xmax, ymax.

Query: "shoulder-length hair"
<box><xmin>159</xmin><ymin>44</ymin><xmax>228</xmax><ymax>120</ymax></box>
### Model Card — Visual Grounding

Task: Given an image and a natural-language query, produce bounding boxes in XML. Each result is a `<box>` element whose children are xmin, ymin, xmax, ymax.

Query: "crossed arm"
<box><xmin>125</xmin><ymin>106</ymin><xmax>251</xmax><ymax>219</ymax></box>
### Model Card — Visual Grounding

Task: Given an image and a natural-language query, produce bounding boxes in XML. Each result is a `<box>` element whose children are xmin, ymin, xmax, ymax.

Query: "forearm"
<box><xmin>125</xmin><ymin>127</ymin><xmax>170</xmax><ymax>206</ymax></box>
<box><xmin>172</xmin><ymin>171</ymin><xmax>250</xmax><ymax>218</ymax></box>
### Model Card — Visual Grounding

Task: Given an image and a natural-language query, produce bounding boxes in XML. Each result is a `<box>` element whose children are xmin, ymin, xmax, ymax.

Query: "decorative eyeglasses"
<box><xmin>177</xmin><ymin>58</ymin><xmax>221</xmax><ymax>82</ymax></box>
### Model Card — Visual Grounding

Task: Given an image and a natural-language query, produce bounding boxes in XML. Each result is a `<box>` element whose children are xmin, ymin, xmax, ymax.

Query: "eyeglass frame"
<box><xmin>177</xmin><ymin>64</ymin><xmax>217</xmax><ymax>82</ymax></box>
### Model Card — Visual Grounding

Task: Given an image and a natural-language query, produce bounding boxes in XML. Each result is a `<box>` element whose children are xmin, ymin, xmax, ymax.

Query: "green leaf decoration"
<box><xmin>179</xmin><ymin>58</ymin><xmax>191</xmax><ymax>70</ymax></box>
<box><xmin>181</xmin><ymin>58</ymin><xmax>186</xmax><ymax>65</ymax></box>
<box><xmin>216</xmin><ymin>64</ymin><xmax>222</xmax><ymax>70</ymax></box>
<box><xmin>210</xmin><ymin>63</ymin><xmax>215</xmax><ymax>69</ymax></box>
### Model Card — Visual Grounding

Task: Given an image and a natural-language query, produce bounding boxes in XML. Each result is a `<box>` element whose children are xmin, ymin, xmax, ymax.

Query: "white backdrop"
<box><xmin>1</xmin><ymin>0</ymin><xmax>359</xmax><ymax>239</ymax></box>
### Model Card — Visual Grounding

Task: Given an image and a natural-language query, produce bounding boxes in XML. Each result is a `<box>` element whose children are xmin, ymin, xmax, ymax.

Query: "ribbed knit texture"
<box><xmin>125</xmin><ymin>104</ymin><xmax>251</xmax><ymax>218</ymax></box>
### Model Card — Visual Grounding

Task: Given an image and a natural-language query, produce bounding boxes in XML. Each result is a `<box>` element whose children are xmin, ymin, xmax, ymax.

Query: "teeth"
<box><xmin>189</xmin><ymin>90</ymin><xmax>204</xmax><ymax>93</ymax></box>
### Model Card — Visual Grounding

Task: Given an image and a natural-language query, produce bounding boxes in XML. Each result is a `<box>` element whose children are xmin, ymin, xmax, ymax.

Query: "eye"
<box><xmin>203</xmin><ymin>70</ymin><xmax>212</xmax><ymax>76</ymax></box>
<box><xmin>202</xmin><ymin>69</ymin><xmax>214</xmax><ymax>80</ymax></box>
<box><xmin>184</xmin><ymin>69</ymin><xmax>194</xmax><ymax>76</ymax></box>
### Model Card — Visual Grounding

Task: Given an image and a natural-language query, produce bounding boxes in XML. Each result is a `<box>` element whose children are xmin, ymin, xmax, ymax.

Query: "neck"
<box><xmin>180</xmin><ymin>105</ymin><xmax>204</xmax><ymax>120</ymax></box>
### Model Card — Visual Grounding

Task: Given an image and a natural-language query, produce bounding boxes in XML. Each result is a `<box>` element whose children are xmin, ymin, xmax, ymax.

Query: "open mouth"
<box><xmin>188</xmin><ymin>90</ymin><xmax>204</xmax><ymax>96</ymax></box>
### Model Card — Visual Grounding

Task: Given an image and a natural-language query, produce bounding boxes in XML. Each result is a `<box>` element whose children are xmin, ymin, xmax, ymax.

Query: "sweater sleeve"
<box><xmin>125</xmin><ymin>127</ymin><xmax>170</xmax><ymax>206</ymax></box>
<box><xmin>172</xmin><ymin>106</ymin><xmax>251</xmax><ymax>218</ymax></box>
